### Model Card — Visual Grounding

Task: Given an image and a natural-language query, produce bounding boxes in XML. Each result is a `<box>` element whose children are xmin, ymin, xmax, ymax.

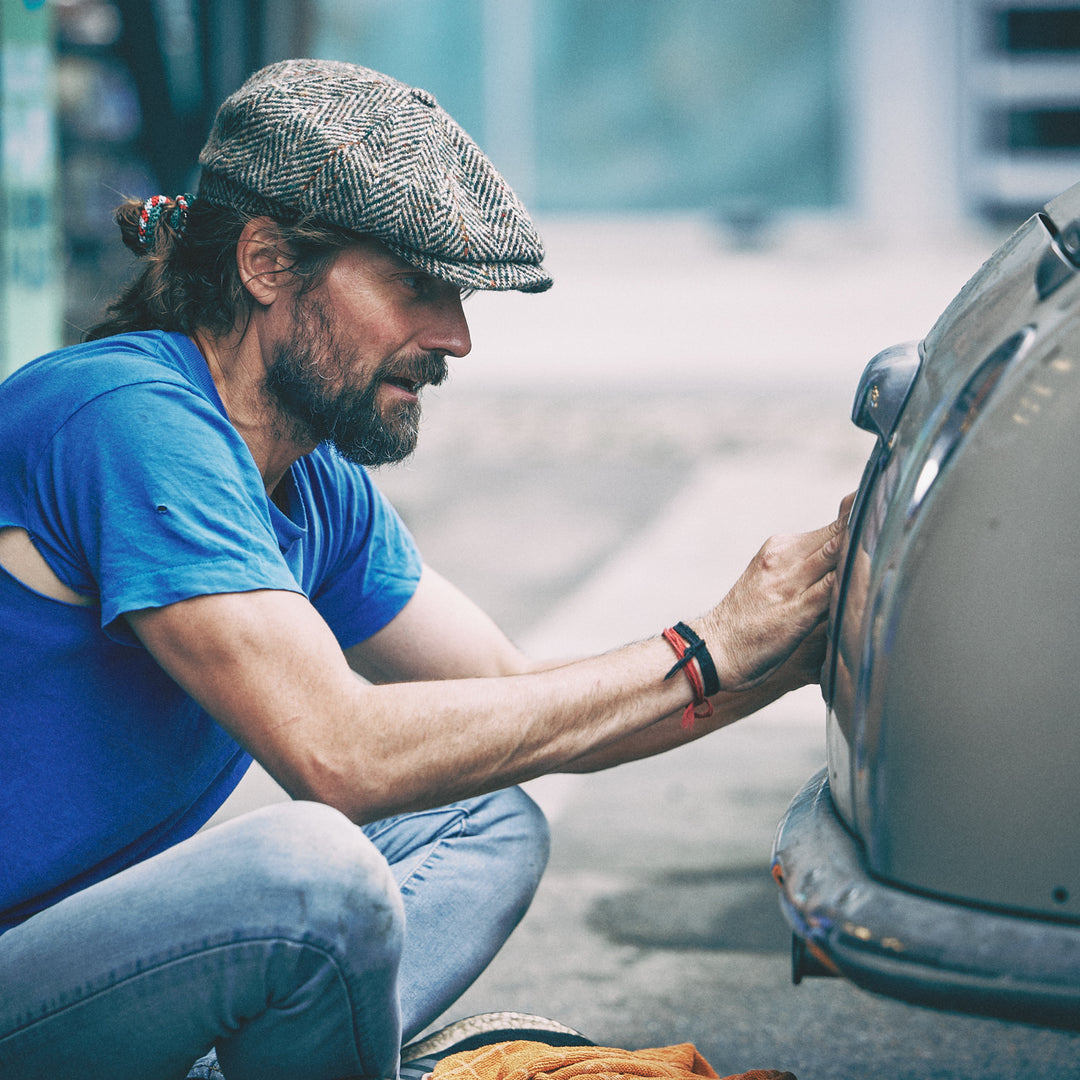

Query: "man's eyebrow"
<box><xmin>376</xmin><ymin>250</ymin><xmax>430</xmax><ymax>276</ymax></box>
<box><xmin>361</xmin><ymin>243</ymin><xmax>455</xmax><ymax>290</ymax></box>
<box><xmin>394</xmin><ymin>261</ymin><xmax>435</xmax><ymax>280</ymax></box>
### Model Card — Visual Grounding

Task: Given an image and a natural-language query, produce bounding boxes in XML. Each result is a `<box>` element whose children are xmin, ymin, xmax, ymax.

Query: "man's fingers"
<box><xmin>770</xmin><ymin>518</ymin><xmax>843</xmax><ymax>583</ymax></box>
<box><xmin>705</xmin><ymin>491</ymin><xmax>852</xmax><ymax>690</ymax></box>
<box><xmin>805</xmin><ymin>497</ymin><xmax>855</xmax><ymax>572</ymax></box>
<box><xmin>805</xmin><ymin>566</ymin><xmax>837</xmax><ymax>608</ymax></box>
<box><xmin>793</xmin><ymin>505</ymin><xmax>849</xmax><ymax>554</ymax></box>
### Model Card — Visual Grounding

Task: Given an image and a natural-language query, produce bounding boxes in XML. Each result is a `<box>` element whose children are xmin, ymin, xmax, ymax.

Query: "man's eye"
<box><xmin>399</xmin><ymin>271</ymin><xmax>462</xmax><ymax>303</ymax></box>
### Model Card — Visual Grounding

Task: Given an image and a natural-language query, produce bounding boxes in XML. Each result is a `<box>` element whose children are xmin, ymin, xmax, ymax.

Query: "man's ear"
<box><xmin>236</xmin><ymin>218</ymin><xmax>295</xmax><ymax>306</ymax></box>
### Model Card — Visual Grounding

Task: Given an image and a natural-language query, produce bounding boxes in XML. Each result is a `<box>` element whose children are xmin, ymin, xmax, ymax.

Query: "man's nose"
<box><xmin>421</xmin><ymin>295</ymin><xmax>472</xmax><ymax>359</ymax></box>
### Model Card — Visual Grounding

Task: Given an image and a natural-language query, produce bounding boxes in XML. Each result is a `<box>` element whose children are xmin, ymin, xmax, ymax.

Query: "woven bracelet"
<box><xmin>662</xmin><ymin>625</ymin><xmax>715</xmax><ymax>731</ymax></box>
<box><xmin>665</xmin><ymin>621</ymin><xmax>721</xmax><ymax>696</ymax></box>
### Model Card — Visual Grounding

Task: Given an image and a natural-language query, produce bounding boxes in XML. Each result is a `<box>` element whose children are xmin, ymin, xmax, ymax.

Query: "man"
<box><xmin>0</xmin><ymin>60</ymin><xmax>846</xmax><ymax>1080</ymax></box>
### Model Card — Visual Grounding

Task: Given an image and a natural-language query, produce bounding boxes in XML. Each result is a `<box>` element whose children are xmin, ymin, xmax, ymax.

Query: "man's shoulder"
<box><xmin>2</xmin><ymin>331</ymin><xmax>221</xmax><ymax>426</ymax></box>
<box><xmin>12</xmin><ymin>330</ymin><xmax>203</xmax><ymax>393</ymax></box>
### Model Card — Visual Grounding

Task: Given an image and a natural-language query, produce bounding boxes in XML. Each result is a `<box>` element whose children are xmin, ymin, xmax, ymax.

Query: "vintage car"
<box><xmin>771</xmin><ymin>180</ymin><xmax>1080</xmax><ymax>1029</ymax></box>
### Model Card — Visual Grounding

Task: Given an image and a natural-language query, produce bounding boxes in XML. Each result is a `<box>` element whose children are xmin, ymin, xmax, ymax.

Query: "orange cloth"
<box><xmin>427</xmin><ymin>1039</ymin><xmax>795</xmax><ymax>1080</ymax></box>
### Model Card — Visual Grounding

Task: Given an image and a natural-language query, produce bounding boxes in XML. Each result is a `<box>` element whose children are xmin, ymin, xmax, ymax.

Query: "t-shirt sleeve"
<box><xmin>28</xmin><ymin>380</ymin><xmax>303</xmax><ymax>639</ymax></box>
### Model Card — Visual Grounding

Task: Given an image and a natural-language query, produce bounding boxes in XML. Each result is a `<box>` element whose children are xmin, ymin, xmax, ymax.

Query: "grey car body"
<box><xmin>771</xmin><ymin>180</ymin><xmax>1080</xmax><ymax>1029</ymax></box>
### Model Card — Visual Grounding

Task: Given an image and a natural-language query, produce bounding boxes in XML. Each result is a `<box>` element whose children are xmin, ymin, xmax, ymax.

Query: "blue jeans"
<box><xmin>0</xmin><ymin>788</ymin><xmax>549</xmax><ymax>1080</ymax></box>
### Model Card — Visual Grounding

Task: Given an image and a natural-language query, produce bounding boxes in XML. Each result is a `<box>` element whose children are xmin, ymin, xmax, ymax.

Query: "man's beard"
<box><xmin>263</xmin><ymin>292</ymin><xmax>447</xmax><ymax>467</ymax></box>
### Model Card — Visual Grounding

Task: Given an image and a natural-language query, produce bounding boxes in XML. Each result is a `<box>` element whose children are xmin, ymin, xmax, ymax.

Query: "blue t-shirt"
<box><xmin>0</xmin><ymin>331</ymin><xmax>422</xmax><ymax>932</ymax></box>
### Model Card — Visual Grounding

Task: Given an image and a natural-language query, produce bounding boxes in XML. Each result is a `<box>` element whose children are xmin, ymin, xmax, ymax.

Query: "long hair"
<box><xmin>86</xmin><ymin>196</ymin><xmax>359</xmax><ymax>342</ymax></box>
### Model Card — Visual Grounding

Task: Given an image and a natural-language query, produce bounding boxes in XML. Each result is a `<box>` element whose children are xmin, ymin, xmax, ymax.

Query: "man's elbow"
<box><xmin>269</xmin><ymin>745</ymin><xmax>396</xmax><ymax>825</ymax></box>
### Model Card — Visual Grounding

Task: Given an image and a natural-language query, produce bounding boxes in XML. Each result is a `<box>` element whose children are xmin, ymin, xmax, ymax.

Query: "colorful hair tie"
<box><xmin>137</xmin><ymin>193</ymin><xmax>194</xmax><ymax>251</ymax></box>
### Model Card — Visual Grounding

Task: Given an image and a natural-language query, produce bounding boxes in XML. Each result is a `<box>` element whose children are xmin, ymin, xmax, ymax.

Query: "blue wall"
<box><xmin>311</xmin><ymin>0</ymin><xmax>842</xmax><ymax>214</ymax></box>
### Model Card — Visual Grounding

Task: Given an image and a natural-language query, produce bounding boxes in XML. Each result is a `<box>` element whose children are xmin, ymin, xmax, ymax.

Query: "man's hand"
<box><xmin>764</xmin><ymin>618</ymin><xmax>830</xmax><ymax>694</ymax></box>
<box><xmin>697</xmin><ymin>502</ymin><xmax>850</xmax><ymax>692</ymax></box>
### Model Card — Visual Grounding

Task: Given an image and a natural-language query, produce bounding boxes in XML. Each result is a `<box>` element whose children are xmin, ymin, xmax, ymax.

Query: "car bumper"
<box><xmin>771</xmin><ymin>769</ymin><xmax>1080</xmax><ymax>1030</ymax></box>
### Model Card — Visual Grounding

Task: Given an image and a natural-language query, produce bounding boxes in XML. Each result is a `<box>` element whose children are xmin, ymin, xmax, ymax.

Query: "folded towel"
<box><xmin>426</xmin><ymin>1038</ymin><xmax>795</xmax><ymax>1080</ymax></box>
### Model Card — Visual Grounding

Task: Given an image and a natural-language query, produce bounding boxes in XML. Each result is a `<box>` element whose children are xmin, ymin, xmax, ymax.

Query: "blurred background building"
<box><xmin>3</xmin><ymin>0</ymin><xmax>1080</xmax><ymax>373</ymax></box>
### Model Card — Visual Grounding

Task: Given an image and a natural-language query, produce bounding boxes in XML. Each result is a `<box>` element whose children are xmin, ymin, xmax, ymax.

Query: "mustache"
<box><xmin>382</xmin><ymin>351</ymin><xmax>449</xmax><ymax>390</ymax></box>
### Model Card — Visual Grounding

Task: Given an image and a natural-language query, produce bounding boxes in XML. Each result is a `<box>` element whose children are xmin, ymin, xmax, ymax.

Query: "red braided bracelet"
<box><xmin>662</xmin><ymin>627</ymin><xmax>714</xmax><ymax>730</ymax></box>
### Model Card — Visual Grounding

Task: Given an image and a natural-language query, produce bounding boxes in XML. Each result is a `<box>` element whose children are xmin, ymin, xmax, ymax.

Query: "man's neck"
<box><xmin>193</xmin><ymin>328</ymin><xmax>316</xmax><ymax>498</ymax></box>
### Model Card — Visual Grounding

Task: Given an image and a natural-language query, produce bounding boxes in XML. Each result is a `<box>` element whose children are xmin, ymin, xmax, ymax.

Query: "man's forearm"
<box><xmin>132</xmin><ymin>589</ymin><xmax>696</xmax><ymax>823</ymax></box>
<box><xmin>298</xmin><ymin>633</ymin><xmax>700</xmax><ymax>821</ymax></box>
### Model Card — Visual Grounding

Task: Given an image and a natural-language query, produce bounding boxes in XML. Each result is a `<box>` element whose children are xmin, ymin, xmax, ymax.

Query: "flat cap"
<box><xmin>198</xmin><ymin>59</ymin><xmax>551</xmax><ymax>293</ymax></box>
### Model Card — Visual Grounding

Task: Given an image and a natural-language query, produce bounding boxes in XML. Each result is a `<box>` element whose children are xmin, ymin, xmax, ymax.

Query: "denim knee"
<box><xmin>218</xmin><ymin>801</ymin><xmax>405</xmax><ymax>966</ymax></box>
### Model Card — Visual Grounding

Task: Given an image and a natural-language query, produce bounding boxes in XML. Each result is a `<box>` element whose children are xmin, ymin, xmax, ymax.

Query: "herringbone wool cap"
<box><xmin>198</xmin><ymin>59</ymin><xmax>551</xmax><ymax>293</ymax></box>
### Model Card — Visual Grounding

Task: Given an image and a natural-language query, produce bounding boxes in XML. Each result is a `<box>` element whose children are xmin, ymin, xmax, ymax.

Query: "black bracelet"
<box><xmin>665</xmin><ymin>621</ymin><xmax>721</xmax><ymax>696</ymax></box>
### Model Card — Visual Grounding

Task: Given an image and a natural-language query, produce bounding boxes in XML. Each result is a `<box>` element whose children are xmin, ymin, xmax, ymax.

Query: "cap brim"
<box><xmin>384</xmin><ymin>240</ymin><xmax>553</xmax><ymax>294</ymax></box>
